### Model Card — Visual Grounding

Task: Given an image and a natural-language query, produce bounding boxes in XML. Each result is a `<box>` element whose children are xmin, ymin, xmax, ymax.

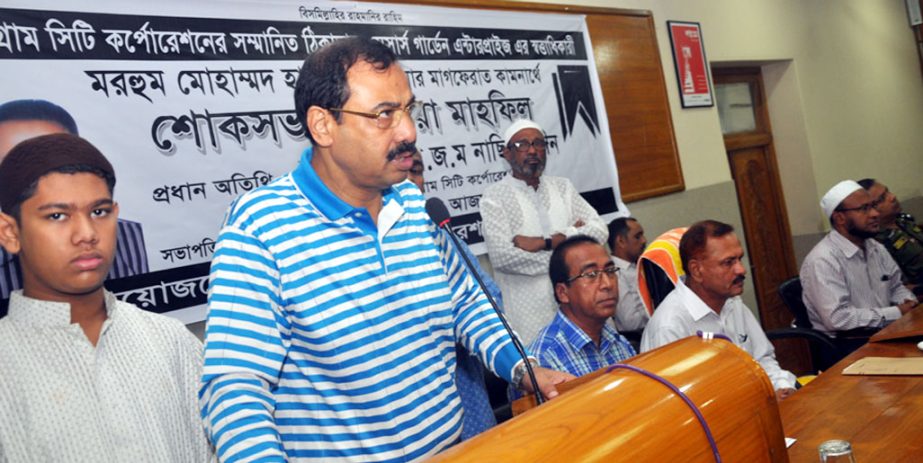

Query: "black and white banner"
<box><xmin>0</xmin><ymin>0</ymin><xmax>627</xmax><ymax>321</ymax></box>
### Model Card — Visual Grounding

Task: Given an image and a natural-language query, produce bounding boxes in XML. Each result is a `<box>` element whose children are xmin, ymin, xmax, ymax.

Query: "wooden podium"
<box><xmin>430</xmin><ymin>337</ymin><xmax>788</xmax><ymax>462</ymax></box>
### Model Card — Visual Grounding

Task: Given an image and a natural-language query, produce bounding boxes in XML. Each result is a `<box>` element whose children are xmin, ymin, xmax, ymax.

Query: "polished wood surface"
<box><xmin>431</xmin><ymin>337</ymin><xmax>788</xmax><ymax>462</ymax></box>
<box><xmin>379</xmin><ymin>0</ymin><xmax>684</xmax><ymax>202</ymax></box>
<box><xmin>779</xmin><ymin>309</ymin><xmax>923</xmax><ymax>461</ymax></box>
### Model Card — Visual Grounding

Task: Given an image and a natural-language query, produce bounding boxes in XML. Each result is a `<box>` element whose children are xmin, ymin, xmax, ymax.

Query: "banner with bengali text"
<box><xmin>0</xmin><ymin>0</ymin><xmax>627</xmax><ymax>322</ymax></box>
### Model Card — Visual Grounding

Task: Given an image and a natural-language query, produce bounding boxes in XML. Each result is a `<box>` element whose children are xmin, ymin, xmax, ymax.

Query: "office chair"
<box><xmin>771</xmin><ymin>276</ymin><xmax>853</xmax><ymax>371</ymax></box>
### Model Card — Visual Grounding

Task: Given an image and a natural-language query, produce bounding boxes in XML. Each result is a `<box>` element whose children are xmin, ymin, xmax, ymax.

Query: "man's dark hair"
<box><xmin>293</xmin><ymin>37</ymin><xmax>397</xmax><ymax>145</ymax></box>
<box><xmin>0</xmin><ymin>99</ymin><xmax>79</xmax><ymax>135</ymax></box>
<box><xmin>0</xmin><ymin>134</ymin><xmax>114</xmax><ymax>220</ymax></box>
<box><xmin>679</xmin><ymin>220</ymin><xmax>735</xmax><ymax>275</ymax></box>
<box><xmin>7</xmin><ymin>165</ymin><xmax>114</xmax><ymax>221</ymax></box>
<box><xmin>549</xmin><ymin>235</ymin><xmax>600</xmax><ymax>303</ymax></box>
<box><xmin>607</xmin><ymin>217</ymin><xmax>636</xmax><ymax>249</ymax></box>
<box><xmin>857</xmin><ymin>178</ymin><xmax>876</xmax><ymax>189</ymax></box>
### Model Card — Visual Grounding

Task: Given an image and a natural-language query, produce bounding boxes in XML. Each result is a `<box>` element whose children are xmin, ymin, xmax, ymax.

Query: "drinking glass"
<box><xmin>818</xmin><ymin>439</ymin><xmax>856</xmax><ymax>463</ymax></box>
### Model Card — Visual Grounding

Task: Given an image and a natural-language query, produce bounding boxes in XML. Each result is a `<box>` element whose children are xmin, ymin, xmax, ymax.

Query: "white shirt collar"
<box><xmin>829</xmin><ymin>229</ymin><xmax>860</xmax><ymax>258</ymax></box>
<box><xmin>612</xmin><ymin>255</ymin><xmax>635</xmax><ymax>271</ymax></box>
<box><xmin>675</xmin><ymin>278</ymin><xmax>721</xmax><ymax>322</ymax></box>
<box><xmin>502</xmin><ymin>173</ymin><xmax>543</xmax><ymax>191</ymax></box>
<box><xmin>7</xmin><ymin>290</ymin><xmax>119</xmax><ymax>329</ymax></box>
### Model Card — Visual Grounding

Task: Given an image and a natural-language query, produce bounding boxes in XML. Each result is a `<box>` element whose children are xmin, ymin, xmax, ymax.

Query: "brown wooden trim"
<box><xmin>714</xmin><ymin>66</ymin><xmax>799</xmax><ymax>305</ymax></box>
<box><xmin>714</xmin><ymin>68</ymin><xmax>796</xmax><ymax>273</ymax></box>
<box><xmin>372</xmin><ymin>0</ymin><xmax>652</xmax><ymax>17</ymax></box>
<box><xmin>622</xmin><ymin>183</ymin><xmax>686</xmax><ymax>202</ymax></box>
<box><xmin>916</xmin><ymin>1</ymin><xmax>923</xmax><ymax>80</ymax></box>
<box><xmin>723</xmin><ymin>133</ymin><xmax>771</xmax><ymax>151</ymax></box>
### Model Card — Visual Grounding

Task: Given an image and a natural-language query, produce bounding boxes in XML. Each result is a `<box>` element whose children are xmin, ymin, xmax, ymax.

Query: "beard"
<box><xmin>846</xmin><ymin>220</ymin><xmax>878</xmax><ymax>240</ymax></box>
<box><xmin>513</xmin><ymin>156</ymin><xmax>545</xmax><ymax>180</ymax></box>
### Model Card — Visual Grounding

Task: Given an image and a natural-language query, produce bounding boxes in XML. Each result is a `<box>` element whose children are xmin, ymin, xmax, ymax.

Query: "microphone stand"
<box><xmin>439</xmin><ymin>225</ymin><xmax>545</xmax><ymax>405</ymax></box>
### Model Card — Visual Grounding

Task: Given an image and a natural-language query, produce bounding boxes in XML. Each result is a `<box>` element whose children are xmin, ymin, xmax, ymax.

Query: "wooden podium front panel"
<box><xmin>430</xmin><ymin>337</ymin><xmax>788</xmax><ymax>462</ymax></box>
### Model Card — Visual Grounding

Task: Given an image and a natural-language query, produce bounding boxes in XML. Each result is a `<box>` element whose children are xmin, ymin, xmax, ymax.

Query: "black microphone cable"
<box><xmin>425</xmin><ymin>197</ymin><xmax>545</xmax><ymax>405</ymax></box>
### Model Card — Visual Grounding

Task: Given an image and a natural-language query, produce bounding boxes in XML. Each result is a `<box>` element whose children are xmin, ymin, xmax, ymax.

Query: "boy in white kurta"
<box><xmin>0</xmin><ymin>134</ymin><xmax>211</xmax><ymax>462</ymax></box>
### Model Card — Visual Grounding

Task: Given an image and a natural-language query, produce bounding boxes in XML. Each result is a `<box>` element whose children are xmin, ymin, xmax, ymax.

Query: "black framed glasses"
<box><xmin>328</xmin><ymin>101</ymin><xmax>423</xmax><ymax>129</ymax></box>
<box><xmin>835</xmin><ymin>203</ymin><xmax>873</xmax><ymax>214</ymax></box>
<box><xmin>507</xmin><ymin>139</ymin><xmax>547</xmax><ymax>153</ymax></box>
<box><xmin>567</xmin><ymin>266</ymin><xmax>619</xmax><ymax>284</ymax></box>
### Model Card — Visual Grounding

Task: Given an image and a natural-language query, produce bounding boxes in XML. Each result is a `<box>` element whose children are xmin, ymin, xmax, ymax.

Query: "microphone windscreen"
<box><xmin>425</xmin><ymin>197</ymin><xmax>451</xmax><ymax>227</ymax></box>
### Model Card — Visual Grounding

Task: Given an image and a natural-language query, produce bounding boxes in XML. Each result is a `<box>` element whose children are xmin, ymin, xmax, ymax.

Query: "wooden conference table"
<box><xmin>779</xmin><ymin>308</ymin><xmax>923</xmax><ymax>461</ymax></box>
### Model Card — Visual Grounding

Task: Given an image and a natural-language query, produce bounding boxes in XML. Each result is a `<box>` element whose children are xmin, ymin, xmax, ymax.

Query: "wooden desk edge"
<box><xmin>870</xmin><ymin>305</ymin><xmax>923</xmax><ymax>342</ymax></box>
<box><xmin>511</xmin><ymin>367</ymin><xmax>608</xmax><ymax>415</ymax></box>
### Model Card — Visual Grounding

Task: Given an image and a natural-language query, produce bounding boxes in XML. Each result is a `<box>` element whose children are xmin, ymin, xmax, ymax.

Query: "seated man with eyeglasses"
<box><xmin>641</xmin><ymin>220</ymin><xmax>796</xmax><ymax>400</ymax></box>
<box><xmin>481</xmin><ymin>119</ymin><xmax>608</xmax><ymax>347</ymax></box>
<box><xmin>530</xmin><ymin>235</ymin><xmax>636</xmax><ymax>377</ymax></box>
<box><xmin>800</xmin><ymin>181</ymin><xmax>917</xmax><ymax>342</ymax></box>
<box><xmin>858</xmin><ymin>178</ymin><xmax>923</xmax><ymax>296</ymax></box>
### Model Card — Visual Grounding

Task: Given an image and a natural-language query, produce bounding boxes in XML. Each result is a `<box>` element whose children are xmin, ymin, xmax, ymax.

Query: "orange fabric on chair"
<box><xmin>637</xmin><ymin>227</ymin><xmax>687</xmax><ymax>315</ymax></box>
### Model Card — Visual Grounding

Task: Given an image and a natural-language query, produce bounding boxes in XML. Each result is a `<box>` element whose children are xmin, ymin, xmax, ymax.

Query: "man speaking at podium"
<box><xmin>199</xmin><ymin>37</ymin><xmax>572</xmax><ymax>462</ymax></box>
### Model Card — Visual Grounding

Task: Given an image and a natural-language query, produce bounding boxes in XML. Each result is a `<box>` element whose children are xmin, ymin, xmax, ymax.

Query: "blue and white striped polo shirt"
<box><xmin>201</xmin><ymin>148</ymin><xmax>521</xmax><ymax>462</ymax></box>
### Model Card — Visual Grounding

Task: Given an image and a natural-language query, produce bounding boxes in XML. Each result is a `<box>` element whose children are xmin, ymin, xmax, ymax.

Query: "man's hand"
<box><xmin>549</xmin><ymin>233</ymin><xmax>567</xmax><ymax>249</ymax></box>
<box><xmin>513</xmin><ymin>235</ymin><xmax>546</xmax><ymax>253</ymax></box>
<box><xmin>898</xmin><ymin>299</ymin><xmax>919</xmax><ymax>314</ymax></box>
<box><xmin>775</xmin><ymin>387</ymin><xmax>796</xmax><ymax>401</ymax></box>
<box><xmin>519</xmin><ymin>366</ymin><xmax>575</xmax><ymax>400</ymax></box>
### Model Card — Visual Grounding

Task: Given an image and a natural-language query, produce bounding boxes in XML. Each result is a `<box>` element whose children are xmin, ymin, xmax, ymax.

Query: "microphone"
<box><xmin>425</xmin><ymin>197</ymin><xmax>544</xmax><ymax>405</ymax></box>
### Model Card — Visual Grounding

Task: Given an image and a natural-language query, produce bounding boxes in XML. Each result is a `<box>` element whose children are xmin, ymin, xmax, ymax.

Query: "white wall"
<box><xmin>515</xmin><ymin>0</ymin><xmax>923</xmax><ymax>236</ymax></box>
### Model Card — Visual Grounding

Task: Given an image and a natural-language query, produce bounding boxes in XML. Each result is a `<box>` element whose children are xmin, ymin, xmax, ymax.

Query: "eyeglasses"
<box><xmin>836</xmin><ymin>203</ymin><xmax>873</xmax><ymax>214</ymax></box>
<box><xmin>870</xmin><ymin>191</ymin><xmax>889</xmax><ymax>209</ymax></box>
<box><xmin>567</xmin><ymin>267</ymin><xmax>619</xmax><ymax>284</ymax></box>
<box><xmin>507</xmin><ymin>139</ymin><xmax>547</xmax><ymax>153</ymax></box>
<box><xmin>327</xmin><ymin>101</ymin><xmax>423</xmax><ymax>129</ymax></box>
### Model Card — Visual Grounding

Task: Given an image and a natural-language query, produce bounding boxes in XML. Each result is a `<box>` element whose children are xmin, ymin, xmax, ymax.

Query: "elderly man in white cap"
<box><xmin>800</xmin><ymin>180</ymin><xmax>917</xmax><ymax>344</ymax></box>
<box><xmin>480</xmin><ymin>119</ymin><xmax>607</xmax><ymax>345</ymax></box>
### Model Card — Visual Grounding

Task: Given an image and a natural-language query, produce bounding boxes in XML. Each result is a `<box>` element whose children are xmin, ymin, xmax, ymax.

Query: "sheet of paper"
<box><xmin>842</xmin><ymin>357</ymin><xmax>923</xmax><ymax>375</ymax></box>
<box><xmin>785</xmin><ymin>437</ymin><xmax>796</xmax><ymax>448</ymax></box>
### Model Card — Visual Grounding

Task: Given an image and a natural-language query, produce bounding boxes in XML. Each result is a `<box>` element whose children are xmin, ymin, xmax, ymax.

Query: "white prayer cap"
<box><xmin>820</xmin><ymin>180</ymin><xmax>863</xmax><ymax>218</ymax></box>
<box><xmin>503</xmin><ymin>119</ymin><xmax>544</xmax><ymax>146</ymax></box>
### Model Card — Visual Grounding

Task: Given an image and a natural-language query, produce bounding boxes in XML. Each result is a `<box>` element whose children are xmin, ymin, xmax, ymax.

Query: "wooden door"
<box><xmin>713</xmin><ymin>67</ymin><xmax>809</xmax><ymax>374</ymax></box>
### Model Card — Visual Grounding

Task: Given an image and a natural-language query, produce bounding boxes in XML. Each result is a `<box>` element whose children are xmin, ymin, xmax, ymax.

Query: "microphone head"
<box><xmin>425</xmin><ymin>197</ymin><xmax>451</xmax><ymax>228</ymax></box>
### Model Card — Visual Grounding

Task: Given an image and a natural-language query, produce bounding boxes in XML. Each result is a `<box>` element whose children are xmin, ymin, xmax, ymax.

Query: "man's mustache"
<box><xmin>733</xmin><ymin>275</ymin><xmax>746</xmax><ymax>285</ymax></box>
<box><xmin>387</xmin><ymin>141</ymin><xmax>417</xmax><ymax>161</ymax></box>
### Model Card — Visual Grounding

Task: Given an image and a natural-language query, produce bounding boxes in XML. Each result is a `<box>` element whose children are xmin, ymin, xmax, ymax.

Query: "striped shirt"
<box><xmin>0</xmin><ymin>219</ymin><xmax>148</xmax><ymax>300</ymax></box>
<box><xmin>530</xmin><ymin>310</ymin><xmax>636</xmax><ymax>377</ymax></box>
<box><xmin>200</xmin><ymin>148</ymin><xmax>521</xmax><ymax>462</ymax></box>
<box><xmin>801</xmin><ymin>230</ymin><xmax>916</xmax><ymax>335</ymax></box>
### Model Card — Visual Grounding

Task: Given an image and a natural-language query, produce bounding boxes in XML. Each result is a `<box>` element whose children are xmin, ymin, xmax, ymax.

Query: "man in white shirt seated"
<box><xmin>0</xmin><ymin>134</ymin><xmax>211</xmax><ymax>461</ymax></box>
<box><xmin>607</xmin><ymin>217</ymin><xmax>649</xmax><ymax>333</ymax></box>
<box><xmin>641</xmin><ymin>219</ymin><xmax>796</xmax><ymax>400</ymax></box>
<box><xmin>800</xmin><ymin>180</ymin><xmax>917</xmax><ymax>345</ymax></box>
